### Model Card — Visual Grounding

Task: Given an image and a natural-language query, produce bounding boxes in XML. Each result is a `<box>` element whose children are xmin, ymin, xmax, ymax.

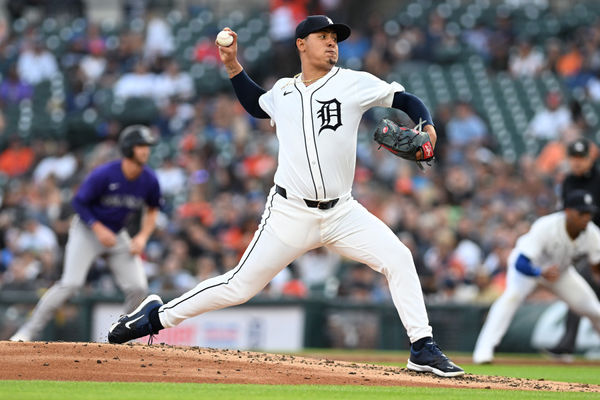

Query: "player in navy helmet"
<box><xmin>10</xmin><ymin>125</ymin><xmax>163</xmax><ymax>342</ymax></box>
<box><xmin>108</xmin><ymin>16</ymin><xmax>463</xmax><ymax>378</ymax></box>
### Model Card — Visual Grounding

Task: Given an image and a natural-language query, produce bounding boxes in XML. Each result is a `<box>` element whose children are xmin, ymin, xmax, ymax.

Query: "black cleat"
<box><xmin>108</xmin><ymin>295</ymin><xmax>163</xmax><ymax>344</ymax></box>
<box><xmin>407</xmin><ymin>340</ymin><xmax>465</xmax><ymax>377</ymax></box>
<box><xmin>542</xmin><ymin>347</ymin><xmax>575</xmax><ymax>363</ymax></box>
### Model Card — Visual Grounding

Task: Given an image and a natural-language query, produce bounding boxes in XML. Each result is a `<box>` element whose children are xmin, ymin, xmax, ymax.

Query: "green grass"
<box><xmin>2</xmin><ymin>352</ymin><xmax>599</xmax><ymax>399</ymax></box>
<box><xmin>465</xmin><ymin>364</ymin><xmax>600</xmax><ymax>385</ymax></box>
<box><xmin>300</xmin><ymin>349</ymin><xmax>600</xmax><ymax>385</ymax></box>
<box><xmin>0</xmin><ymin>381</ymin><xmax>598</xmax><ymax>400</ymax></box>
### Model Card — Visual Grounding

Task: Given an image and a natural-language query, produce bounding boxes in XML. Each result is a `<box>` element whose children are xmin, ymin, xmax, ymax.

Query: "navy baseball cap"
<box><xmin>564</xmin><ymin>190</ymin><xmax>598</xmax><ymax>214</ymax></box>
<box><xmin>295</xmin><ymin>15</ymin><xmax>351</xmax><ymax>42</ymax></box>
<box><xmin>567</xmin><ymin>138</ymin><xmax>590</xmax><ymax>157</ymax></box>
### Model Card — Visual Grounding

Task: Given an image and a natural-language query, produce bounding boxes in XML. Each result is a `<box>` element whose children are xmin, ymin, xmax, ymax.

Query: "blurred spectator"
<box><xmin>1</xmin><ymin>252</ymin><xmax>39</xmax><ymax>291</ymax></box>
<box><xmin>443</xmin><ymin>165</ymin><xmax>475</xmax><ymax>204</ymax></box>
<box><xmin>269</xmin><ymin>0</ymin><xmax>307</xmax><ymax>43</ymax></box>
<box><xmin>14</xmin><ymin>215</ymin><xmax>58</xmax><ymax>258</ymax></box>
<box><xmin>295</xmin><ymin>247</ymin><xmax>341</xmax><ymax>291</ymax></box>
<box><xmin>488</xmin><ymin>15</ymin><xmax>514</xmax><ymax>72</ymax></box>
<box><xmin>445</xmin><ymin>101</ymin><xmax>489</xmax><ymax>163</ymax></box>
<box><xmin>78</xmin><ymin>43</ymin><xmax>107</xmax><ymax>85</ymax></box>
<box><xmin>338</xmin><ymin>263</ymin><xmax>377</xmax><ymax>302</ymax></box>
<box><xmin>16</xmin><ymin>37</ymin><xmax>59</xmax><ymax>85</ymax></box>
<box><xmin>544</xmin><ymin>38</ymin><xmax>562</xmax><ymax>74</ymax></box>
<box><xmin>281</xmin><ymin>272</ymin><xmax>308</xmax><ymax>298</ymax></box>
<box><xmin>155</xmin><ymin>254</ymin><xmax>196</xmax><ymax>292</ymax></box>
<box><xmin>143</xmin><ymin>13</ymin><xmax>174</xmax><ymax>61</ymax></box>
<box><xmin>557</xmin><ymin>40</ymin><xmax>585</xmax><ymax>88</ymax></box>
<box><xmin>0</xmin><ymin>138</ymin><xmax>35</xmax><ymax>177</ymax></box>
<box><xmin>155</xmin><ymin>156</ymin><xmax>187</xmax><ymax>198</ymax></box>
<box><xmin>194</xmin><ymin>254</ymin><xmax>220</xmax><ymax>283</ymax></box>
<box><xmin>153</xmin><ymin>59</ymin><xmax>195</xmax><ymax>104</ymax></box>
<box><xmin>113</xmin><ymin>60</ymin><xmax>155</xmax><ymax>99</ymax></box>
<box><xmin>338</xmin><ymin>29</ymin><xmax>370</xmax><ymax>69</ymax></box>
<box><xmin>586</xmin><ymin>72</ymin><xmax>600</xmax><ymax>102</ymax></box>
<box><xmin>0</xmin><ymin>64</ymin><xmax>33</xmax><ymax>106</ymax></box>
<box><xmin>526</xmin><ymin>91</ymin><xmax>572</xmax><ymax>144</ymax></box>
<box><xmin>508</xmin><ymin>38</ymin><xmax>544</xmax><ymax>77</ymax></box>
<box><xmin>269</xmin><ymin>0</ymin><xmax>307</xmax><ymax>76</ymax></box>
<box><xmin>462</xmin><ymin>22</ymin><xmax>492</xmax><ymax>62</ymax></box>
<box><xmin>32</xmin><ymin>141</ymin><xmax>77</xmax><ymax>183</ymax></box>
<box><xmin>423</xmin><ymin>228</ymin><xmax>462</xmax><ymax>290</ymax></box>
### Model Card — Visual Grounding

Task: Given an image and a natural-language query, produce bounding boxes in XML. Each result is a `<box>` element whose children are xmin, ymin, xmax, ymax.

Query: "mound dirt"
<box><xmin>0</xmin><ymin>341</ymin><xmax>598</xmax><ymax>392</ymax></box>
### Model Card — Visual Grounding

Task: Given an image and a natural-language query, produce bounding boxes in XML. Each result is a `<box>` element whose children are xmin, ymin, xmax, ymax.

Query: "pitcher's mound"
<box><xmin>0</xmin><ymin>341</ymin><xmax>597</xmax><ymax>392</ymax></box>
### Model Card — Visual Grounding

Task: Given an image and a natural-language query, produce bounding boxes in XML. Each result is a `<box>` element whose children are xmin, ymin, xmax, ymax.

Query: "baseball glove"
<box><xmin>373</xmin><ymin>118</ymin><xmax>435</xmax><ymax>170</ymax></box>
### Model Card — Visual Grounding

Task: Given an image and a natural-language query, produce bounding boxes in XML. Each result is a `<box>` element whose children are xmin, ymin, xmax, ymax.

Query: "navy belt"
<box><xmin>275</xmin><ymin>185</ymin><xmax>339</xmax><ymax>210</ymax></box>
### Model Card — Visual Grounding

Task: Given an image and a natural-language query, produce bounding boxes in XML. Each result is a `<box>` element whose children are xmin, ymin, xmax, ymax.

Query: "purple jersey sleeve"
<box><xmin>72</xmin><ymin>165</ymin><xmax>109</xmax><ymax>227</ymax></box>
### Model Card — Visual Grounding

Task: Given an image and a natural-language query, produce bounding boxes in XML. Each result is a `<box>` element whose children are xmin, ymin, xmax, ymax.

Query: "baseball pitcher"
<box><xmin>108</xmin><ymin>15</ymin><xmax>463</xmax><ymax>377</ymax></box>
<box><xmin>10</xmin><ymin>125</ymin><xmax>163</xmax><ymax>342</ymax></box>
<box><xmin>473</xmin><ymin>190</ymin><xmax>600</xmax><ymax>364</ymax></box>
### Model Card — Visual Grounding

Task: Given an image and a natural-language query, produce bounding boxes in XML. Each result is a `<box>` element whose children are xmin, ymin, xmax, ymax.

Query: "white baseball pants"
<box><xmin>473</xmin><ymin>251</ymin><xmax>600</xmax><ymax>362</ymax></box>
<box><xmin>12</xmin><ymin>217</ymin><xmax>147</xmax><ymax>340</ymax></box>
<box><xmin>158</xmin><ymin>186</ymin><xmax>433</xmax><ymax>343</ymax></box>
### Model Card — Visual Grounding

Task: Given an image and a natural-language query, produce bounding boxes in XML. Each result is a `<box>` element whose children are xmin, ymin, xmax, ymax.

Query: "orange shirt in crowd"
<box><xmin>0</xmin><ymin>145</ymin><xmax>34</xmax><ymax>176</ymax></box>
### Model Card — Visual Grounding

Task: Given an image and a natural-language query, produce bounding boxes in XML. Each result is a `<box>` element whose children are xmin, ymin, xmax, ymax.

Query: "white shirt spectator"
<box><xmin>527</xmin><ymin>97</ymin><xmax>572</xmax><ymax>141</ymax></box>
<box><xmin>269</xmin><ymin>5</ymin><xmax>297</xmax><ymax>42</ymax></box>
<box><xmin>453</xmin><ymin>239</ymin><xmax>483</xmax><ymax>279</ymax></box>
<box><xmin>16</xmin><ymin>220</ymin><xmax>58</xmax><ymax>254</ymax></box>
<box><xmin>509</xmin><ymin>42</ymin><xmax>545</xmax><ymax>77</ymax></box>
<box><xmin>156</xmin><ymin>160</ymin><xmax>187</xmax><ymax>196</ymax></box>
<box><xmin>33</xmin><ymin>153</ymin><xmax>77</xmax><ymax>183</ymax></box>
<box><xmin>295</xmin><ymin>248</ymin><xmax>341</xmax><ymax>287</ymax></box>
<box><xmin>144</xmin><ymin>17</ymin><xmax>175</xmax><ymax>59</ymax></box>
<box><xmin>153</xmin><ymin>62</ymin><xmax>195</xmax><ymax>104</ymax></box>
<box><xmin>114</xmin><ymin>62</ymin><xmax>156</xmax><ymax>99</ymax></box>
<box><xmin>79</xmin><ymin>54</ymin><xmax>107</xmax><ymax>85</ymax></box>
<box><xmin>17</xmin><ymin>48</ymin><xmax>59</xmax><ymax>85</ymax></box>
<box><xmin>587</xmin><ymin>76</ymin><xmax>600</xmax><ymax>102</ymax></box>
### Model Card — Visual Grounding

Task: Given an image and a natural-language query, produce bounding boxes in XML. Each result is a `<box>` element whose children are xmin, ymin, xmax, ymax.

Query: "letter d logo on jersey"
<box><xmin>316</xmin><ymin>98</ymin><xmax>342</xmax><ymax>134</ymax></box>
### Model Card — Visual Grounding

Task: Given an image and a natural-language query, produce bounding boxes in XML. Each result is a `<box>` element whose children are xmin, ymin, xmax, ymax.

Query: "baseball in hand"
<box><xmin>216</xmin><ymin>30</ymin><xmax>233</xmax><ymax>47</ymax></box>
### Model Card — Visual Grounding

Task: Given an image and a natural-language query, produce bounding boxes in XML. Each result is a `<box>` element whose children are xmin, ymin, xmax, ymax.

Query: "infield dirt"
<box><xmin>0</xmin><ymin>341</ymin><xmax>598</xmax><ymax>392</ymax></box>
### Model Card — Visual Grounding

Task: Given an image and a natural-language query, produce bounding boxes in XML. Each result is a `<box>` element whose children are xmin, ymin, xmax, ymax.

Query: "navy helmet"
<box><xmin>119</xmin><ymin>125</ymin><xmax>157</xmax><ymax>158</ymax></box>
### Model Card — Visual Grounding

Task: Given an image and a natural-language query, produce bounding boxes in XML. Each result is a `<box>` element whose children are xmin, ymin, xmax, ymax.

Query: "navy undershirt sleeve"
<box><xmin>515</xmin><ymin>253</ymin><xmax>542</xmax><ymax>277</ymax></box>
<box><xmin>392</xmin><ymin>92</ymin><xmax>434</xmax><ymax>127</ymax></box>
<box><xmin>230</xmin><ymin>70</ymin><xmax>270</xmax><ymax>119</ymax></box>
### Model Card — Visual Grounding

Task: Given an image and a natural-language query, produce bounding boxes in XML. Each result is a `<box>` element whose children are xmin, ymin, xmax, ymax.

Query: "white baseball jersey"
<box><xmin>156</xmin><ymin>65</ymin><xmax>435</xmax><ymax>344</ymax></box>
<box><xmin>515</xmin><ymin>212</ymin><xmax>600</xmax><ymax>274</ymax></box>
<box><xmin>259</xmin><ymin>66</ymin><xmax>404</xmax><ymax>200</ymax></box>
<box><xmin>473</xmin><ymin>211</ymin><xmax>600</xmax><ymax>363</ymax></box>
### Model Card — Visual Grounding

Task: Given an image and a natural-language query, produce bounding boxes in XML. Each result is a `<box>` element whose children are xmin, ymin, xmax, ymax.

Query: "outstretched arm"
<box><xmin>217</xmin><ymin>28</ymin><xmax>269</xmax><ymax>119</ymax></box>
<box><xmin>392</xmin><ymin>92</ymin><xmax>437</xmax><ymax>148</ymax></box>
<box><xmin>217</xmin><ymin>28</ymin><xmax>243</xmax><ymax>78</ymax></box>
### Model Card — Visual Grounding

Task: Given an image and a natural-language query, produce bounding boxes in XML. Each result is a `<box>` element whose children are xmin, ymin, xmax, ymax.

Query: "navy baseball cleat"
<box><xmin>407</xmin><ymin>340</ymin><xmax>465</xmax><ymax>377</ymax></box>
<box><xmin>108</xmin><ymin>294</ymin><xmax>163</xmax><ymax>344</ymax></box>
<box><xmin>542</xmin><ymin>347</ymin><xmax>575</xmax><ymax>363</ymax></box>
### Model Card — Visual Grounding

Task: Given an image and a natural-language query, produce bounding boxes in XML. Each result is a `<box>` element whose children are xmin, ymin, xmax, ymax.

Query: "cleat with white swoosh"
<box><xmin>108</xmin><ymin>295</ymin><xmax>163</xmax><ymax>344</ymax></box>
<box><xmin>407</xmin><ymin>340</ymin><xmax>465</xmax><ymax>377</ymax></box>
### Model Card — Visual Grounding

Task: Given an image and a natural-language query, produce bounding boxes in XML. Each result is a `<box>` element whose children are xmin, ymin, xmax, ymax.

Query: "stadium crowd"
<box><xmin>0</xmin><ymin>0</ymin><xmax>599</xmax><ymax>312</ymax></box>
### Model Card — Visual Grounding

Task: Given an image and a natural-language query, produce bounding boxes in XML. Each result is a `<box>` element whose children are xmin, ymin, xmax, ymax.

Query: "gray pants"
<box><xmin>12</xmin><ymin>217</ymin><xmax>147</xmax><ymax>341</ymax></box>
